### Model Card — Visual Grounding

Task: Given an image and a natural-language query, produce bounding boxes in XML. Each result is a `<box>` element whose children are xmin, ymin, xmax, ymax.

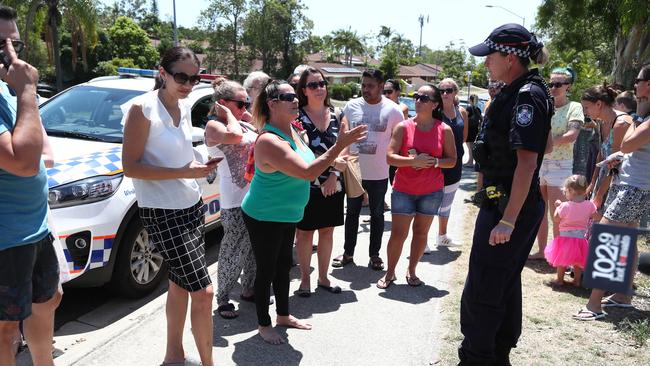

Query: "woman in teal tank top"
<box><xmin>240</xmin><ymin>80</ymin><xmax>366</xmax><ymax>345</ymax></box>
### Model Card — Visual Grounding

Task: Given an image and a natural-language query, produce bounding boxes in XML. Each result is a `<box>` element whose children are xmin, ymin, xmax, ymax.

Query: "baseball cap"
<box><xmin>469</xmin><ymin>23</ymin><xmax>539</xmax><ymax>58</ymax></box>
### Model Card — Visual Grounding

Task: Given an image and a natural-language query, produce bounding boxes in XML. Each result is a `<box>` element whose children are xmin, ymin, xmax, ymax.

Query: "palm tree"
<box><xmin>331</xmin><ymin>28</ymin><xmax>365</xmax><ymax>66</ymax></box>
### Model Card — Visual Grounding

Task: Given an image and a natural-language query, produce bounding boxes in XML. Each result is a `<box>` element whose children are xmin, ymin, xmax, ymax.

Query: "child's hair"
<box><xmin>563</xmin><ymin>175</ymin><xmax>589</xmax><ymax>195</ymax></box>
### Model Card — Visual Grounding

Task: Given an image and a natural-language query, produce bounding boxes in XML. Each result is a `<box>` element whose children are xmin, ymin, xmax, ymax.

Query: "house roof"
<box><xmin>398</xmin><ymin>63</ymin><xmax>441</xmax><ymax>78</ymax></box>
<box><xmin>308</xmin><ymin>62</ymin><xmax>363</xmax><ymax>78</ymax></box>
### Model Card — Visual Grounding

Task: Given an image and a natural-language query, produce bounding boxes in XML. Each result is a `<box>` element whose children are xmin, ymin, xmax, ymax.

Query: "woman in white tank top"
<box><xmin>122</xmin><ymin>47</ymin><xmax>218</xmax><ymax>366</ymax></box>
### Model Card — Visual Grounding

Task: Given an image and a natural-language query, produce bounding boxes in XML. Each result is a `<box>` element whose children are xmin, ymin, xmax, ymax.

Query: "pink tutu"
<box><xmin>544</xmin><ymin>236</ymin><xmax>589</xmax><ymax>268</ymax></box>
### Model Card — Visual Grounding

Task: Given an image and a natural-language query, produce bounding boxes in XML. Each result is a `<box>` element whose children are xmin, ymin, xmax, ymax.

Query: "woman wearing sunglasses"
<box><xmin>122</xmin><ymin>47</ymin><xmax>216</xmax><ymax>366</ymax></box>
<box><xmin>204</xmin><ymin>78</ymin><xmax>259</xmax><ymax>320</ymax></box>
<box><xmin>293</xmin><ymin>68</ymin><xmax>348</xmax><ymax>297</ymax></box>
<box><xmin>433</xmin><ymin>78</ymin><xmax>468</xmax><ymax>249</ymax></box>
<box><xmin>529</xmin><ymin>67</ymin><xmax>584</xmax><ymax>260</ymax></box>
<box><xmin>383</xmin><ymin>79</ymin><xmax>410</xmax><ymax>119</ymax></box>
<box><xmin>377</xmin><ymin>85</ymin><xmax>457</xmax><ymax>289</ymax></box>
<box><xmin>241</xmin><ymin>80</ymin><xmax>366</xmax><ymax>344</ymax></box>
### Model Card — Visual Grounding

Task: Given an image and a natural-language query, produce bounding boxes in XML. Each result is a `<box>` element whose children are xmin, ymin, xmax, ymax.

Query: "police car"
<box><xmin>41</xmin><ymin>68</ymin><xmax>221</xmax><ymax>298</ymax></box>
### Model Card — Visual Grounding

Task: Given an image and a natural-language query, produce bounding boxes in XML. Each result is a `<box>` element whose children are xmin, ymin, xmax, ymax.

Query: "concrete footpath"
<box><xmin>47</xmin><ymin>173</ymin><xmax>476</xmax><ymax>366</ymax></box>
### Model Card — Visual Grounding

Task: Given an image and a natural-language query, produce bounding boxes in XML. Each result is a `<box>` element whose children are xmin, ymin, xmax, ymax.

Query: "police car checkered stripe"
<box><xmin>484</xmin><ymin>39</ymin><xmax>530</xmax><ymax>58</ymax></box>
<box><xmin>48</xmin><ymin>147</ymin><xmax>123</xmax><ymax>188</ymax></box>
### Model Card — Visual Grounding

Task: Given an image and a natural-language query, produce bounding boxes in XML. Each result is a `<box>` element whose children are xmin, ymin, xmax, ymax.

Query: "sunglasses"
<box><xmin>413</xmin><ymin>93</ymin><xmax>433</xmax><ymax>103</ymax></box>
<box><xmin>225</xmin><ymin>99</ymin><xmax>250</xmax><ymax>109</ymax></box>
<box><xmin>549</xmin><ymin>82</ymin><xmax>570</xmax><ymax>88</ymax></box>
<box><xmin>306</xmin><ymin>80</ymin><xmax>328</xmax><ymax>89</ymax></box>
<box><xmin>0</xmin><ymin>39</ymin><xmax>25</xmax><ymax>55</ymax></box>
<box><xmin>635</xmin><ymin>78</ymin><xmax>650</xmax><ymax>84</ymax></box>
<box><xmin>164</xmin><ymin>68</ymin><xmax>201</xmax><ymax>85</ymax></box>
<box><xmin>271</xmin><ymin>92</ymin><xmax>297</xmax><ymax>102</ymax></box>
<box><xmin>439</xmin><ymin>88</ymin><xmax>456</xmax><ymax>94</ymax></box>
<box><xmin>382</xmin><ymin>89</ymin><xmax>395</xmax><ymax>95</ymax></box>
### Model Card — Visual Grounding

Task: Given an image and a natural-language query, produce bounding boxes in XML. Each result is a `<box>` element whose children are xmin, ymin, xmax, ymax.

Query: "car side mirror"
<box><xmin>192</xmin><ymin>127</ymin><xmax>205</xmax><ymax>145</ymax></box>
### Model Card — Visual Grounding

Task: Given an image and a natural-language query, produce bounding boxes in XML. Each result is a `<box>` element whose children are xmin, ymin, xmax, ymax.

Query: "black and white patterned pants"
<box><xmin>139</xmin><ymin>200</ymin><xmax>212</xmax><ymax>292</ymax></box>
<box><xmin>216</xmin><ymin>207</ymin><xmax>256</xmax><ymax>304</ymax></box>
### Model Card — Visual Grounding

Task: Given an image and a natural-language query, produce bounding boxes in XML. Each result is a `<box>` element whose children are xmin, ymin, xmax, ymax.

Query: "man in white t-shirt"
<box><xmin>332</xmin><ymin>69</ymin><xmax>404</xmax><ymax>270</ymax></box>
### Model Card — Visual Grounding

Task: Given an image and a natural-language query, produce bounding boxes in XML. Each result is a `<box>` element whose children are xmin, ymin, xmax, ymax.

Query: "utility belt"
<box><xmin>465</xmin><ymin>184</ymin><xmax>509</xmax><ymax>214</ymax></box>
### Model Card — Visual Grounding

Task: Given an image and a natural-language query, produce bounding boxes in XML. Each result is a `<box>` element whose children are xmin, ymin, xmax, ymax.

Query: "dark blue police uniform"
<box><xmin>458</xmin><ymin>69</ymin><xmax>553</xmax><ymax>365</ymax></box>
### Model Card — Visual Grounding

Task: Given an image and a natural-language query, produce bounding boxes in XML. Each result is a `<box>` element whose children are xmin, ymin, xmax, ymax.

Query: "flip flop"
<box><xmin>601</xmin><ymin>297</ymin><xmax>633</xmax><ymax>308</ymax></box>
<box><xmin>572</xmin><ymin>308</ymin><xmax>606</xmax><ymax>321</ymax></box>
<box><xmin>376</xmin><ymin>277</ymin><xmax>396</xmax><ymax>289</ymax></box>
<box><xmin>317</xmin><ymin>283</ymin><xmax>342</xmax><ymax>294</ymax></box>
<box><xmin>294</xmin><ymin>288</ymin><xmax>311</xmax><ymax>298</ymax></box>
<box><xmin>332</xmin><ymin>254</ymin><xmax>354</xmax><ymax>268</ymax></box>
<box><xmin>406</xmin><ymin>275</ymin><xmax>423</xmax><ymax>287</ymax></box>
<box><xmin>217</xmin><ymin>303</ymin><xmax>238</xmax><ymax>319</ymax></box>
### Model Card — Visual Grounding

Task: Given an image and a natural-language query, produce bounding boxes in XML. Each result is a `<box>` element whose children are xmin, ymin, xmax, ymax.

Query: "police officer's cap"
<box><xmin>469</xmin><ymin>23</ymin><xmax>540</xmax><ymax>59</ymax></box>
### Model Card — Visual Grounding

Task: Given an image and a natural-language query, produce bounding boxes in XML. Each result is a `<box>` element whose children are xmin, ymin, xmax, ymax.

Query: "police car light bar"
<box><xmin>117</xmin><ymin>67</ymin><xmax>158</xmax><ymax>78</ymax></box>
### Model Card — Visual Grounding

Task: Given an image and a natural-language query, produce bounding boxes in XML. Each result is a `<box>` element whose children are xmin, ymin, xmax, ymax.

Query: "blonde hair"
<box><xmin>563</xmin><ymin>174</ymin><xmax>588</xmax><ymax>195</ymax></box>
<box><xmin>438</xmin><ymin>78</ymin><xmax>459</xmax><ymax>91</ymax></box>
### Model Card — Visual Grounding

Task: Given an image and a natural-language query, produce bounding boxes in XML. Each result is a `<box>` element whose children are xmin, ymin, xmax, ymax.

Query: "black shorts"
<box><xmin>139</xmin><ymin>200</ymin><xmax>212</xmax><ymax>292</ymax></box>
<box><xmin>0</xmin><ymin>233</ymin><xmax>60</xmax><ymax>321</ymax></box>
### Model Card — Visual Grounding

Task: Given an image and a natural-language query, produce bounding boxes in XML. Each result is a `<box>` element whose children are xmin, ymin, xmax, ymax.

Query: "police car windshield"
<box><xmin>40</xmin><ymin>85</ymin><xmax>146</xmax><ymax>143</ymax></box>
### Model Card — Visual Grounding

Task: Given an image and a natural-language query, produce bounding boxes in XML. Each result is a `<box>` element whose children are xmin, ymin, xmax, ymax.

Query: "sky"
<box><xmin>104</xmin><ymin>0</ymin><xmax>544</xmax><ymax>51</ymax></box>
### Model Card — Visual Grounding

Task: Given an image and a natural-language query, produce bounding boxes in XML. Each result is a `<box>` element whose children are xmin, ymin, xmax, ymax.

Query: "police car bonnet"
<box><xmin>469</xmin><ymin>23</ymin><xmax>537</xmax><ymax>58</ymax></box>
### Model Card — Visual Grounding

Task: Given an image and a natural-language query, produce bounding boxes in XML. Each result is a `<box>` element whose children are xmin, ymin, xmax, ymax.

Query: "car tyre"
<box><xmin>110</xmin><ymin>217</ymin><xmax>167</xmax><ymax>298</ymax></box>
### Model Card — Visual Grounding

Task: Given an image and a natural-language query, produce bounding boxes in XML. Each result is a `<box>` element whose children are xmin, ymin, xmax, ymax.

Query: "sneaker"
<box><xmin>437</xmin><ymin>234</ymin><xmax>461</xmax><ymax>247</ymax></box>
<box><xmin>423</xmin><ymin>244</ymin><xmax>432</xmax><ymax>254</ymax></box>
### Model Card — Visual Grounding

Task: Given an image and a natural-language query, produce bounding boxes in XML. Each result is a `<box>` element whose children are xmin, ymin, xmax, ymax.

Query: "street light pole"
<box><xmin>418</xmin><ymin>14</ymin><xmax>428</xmax><ymax>57</ymax></box>
<box><xmin>485</xmin><ymin>5</ymin><xmax>525</xmax><ymax>27</ymax></box>
<box><xmin>173</xmin><ymin>0</ymin><xmax>178</xmax><ymax>46</ymax></box>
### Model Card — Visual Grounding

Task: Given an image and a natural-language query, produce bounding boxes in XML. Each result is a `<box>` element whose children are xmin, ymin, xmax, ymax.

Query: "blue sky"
<box><xmin>103</xmin><ymin>0</ymin><xmax>544</xmax><ymax>51</ymax></box>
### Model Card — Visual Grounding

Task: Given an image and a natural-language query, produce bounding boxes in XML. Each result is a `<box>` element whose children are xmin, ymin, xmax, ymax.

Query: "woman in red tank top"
<box><xmin>377</xmin><ymin>85</ymin><xmax>458</xmax><ymax>289</ymax></box>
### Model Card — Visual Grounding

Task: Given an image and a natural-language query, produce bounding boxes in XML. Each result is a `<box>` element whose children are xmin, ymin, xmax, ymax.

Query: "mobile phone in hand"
<box><xmin>0</xmin><ymin>50</ymin><xmax>10</xmax><ymax>69</ymax></box>
<box><xmin>206</xmin><ymin>156</ymin><xmax>223</xmax><ymax>165</ymax></box>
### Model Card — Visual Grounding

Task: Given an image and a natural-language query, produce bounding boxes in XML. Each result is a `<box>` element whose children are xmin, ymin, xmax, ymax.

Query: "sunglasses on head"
<box><xmin>413</xmin><ymin>93</ymin><xmax>433</xmax><ymax>103</ymax></box>
<box><xmin>382</xmin><ymin>89</ymin><xmax>395</xmax><ymax>95</ymax></box>
<box><xmin>549</xmin><ymin>82</ymin><xmax>570</xmax><ymax>88</ymax></box>
<box><xmin>0</xmin><ymin>39</ymin><xmax>25</xmax><ymax>54</ymax></box>
<box><xmin>225</xmin><ymin>99</ymin><xmax>251</xmax><ymax>109</ymax></box>
<box><xmin>164</xmin><ymin>68</ymin><xmax>201</xmax><ymax>85</ymax></box>
<box><xmin>306</xmin><ymin>80</ymin><xmax>328</xmax><ymax>89</ymax></box>
<box><xmin>635</xmin><ymin>77</ymin><xmax>650</xmax><ymax>84</ymax></box>
<box><xmin>439</xmin><ymin>88</ymin><xmax>456</xmax><ymax>94</ymax></box>
<box><xmin>271</xmin><ymin>92</ymin><xmax>297</xmax><ymax>102</ymax></box>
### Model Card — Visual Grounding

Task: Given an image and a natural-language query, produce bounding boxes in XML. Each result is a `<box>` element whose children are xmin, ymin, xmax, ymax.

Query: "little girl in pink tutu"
<box><xmin>545</xmin><ymin>175</ymin><xmax>596</xmax><ymax>286</ymax></box>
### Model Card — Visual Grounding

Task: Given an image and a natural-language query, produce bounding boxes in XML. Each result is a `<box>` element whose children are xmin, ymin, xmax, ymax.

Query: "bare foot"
<box><xmin>277</xmin><ymin>315</ymin><xmax>312</xmax><ymax>330</ymax></box>
<box><xmin>570</xmin><ymin>280</ymin><xmax>581</xmax><ymax>287</ymax></box>
<box><xmin>258</xmin><ymin>325</ymin><xmax>285</xmax><ymax>345</ymax></box>
<box><xmin>528</xmin><ymin>252</ymin><xmax>545</xmax><ymax>260</ymax></box>
<box><xmin>545</xmin><ymin>279</ymin><xmax>565</xmax><ymax>287</ymax></box>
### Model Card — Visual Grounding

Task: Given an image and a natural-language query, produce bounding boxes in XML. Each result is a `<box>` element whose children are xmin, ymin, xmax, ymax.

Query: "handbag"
<box><xmin>342</xmin><ymin>153</ymin><xmax>364</xmax><ymax>198</ymax></box>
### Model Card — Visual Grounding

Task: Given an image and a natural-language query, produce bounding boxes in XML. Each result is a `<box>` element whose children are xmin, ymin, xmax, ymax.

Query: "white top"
<box><xmin>122</xmin><ymin>90</ymin><xmax>201</xmax><ymax>209</ymax></box>
<box><xmin>343</xmin><ymin>96</ymin><xmax>404</xmax><ymax>180</ymax></box>
<box><xmin>206</xmin><ymin>121</ymin><xmax>257</xmax><ymax>209</ymax></box>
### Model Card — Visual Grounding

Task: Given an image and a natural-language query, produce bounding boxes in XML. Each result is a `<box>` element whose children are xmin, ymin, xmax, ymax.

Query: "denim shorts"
<box><xmin>391</xmin><ymin>189</ymin><xmax>443</xmax><ymax>216</ymax></box>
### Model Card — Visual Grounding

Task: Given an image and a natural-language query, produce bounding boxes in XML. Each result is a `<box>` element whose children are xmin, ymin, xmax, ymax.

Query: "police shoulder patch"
<box><xmin>516</xmin><ymin>104</ymin><xmax>534</xmax><ymax>127</ymax></box>
<box><xmin>518</xmin><ymin>83</ymin><xmax>532</xmax><ymax>93</ymax></box>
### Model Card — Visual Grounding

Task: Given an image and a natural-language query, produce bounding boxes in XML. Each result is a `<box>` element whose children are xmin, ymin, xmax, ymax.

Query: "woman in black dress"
<box><xmin>294</xmin><ymin>68</ymin><xmax>348</xmax><ymax>297</ymax></box>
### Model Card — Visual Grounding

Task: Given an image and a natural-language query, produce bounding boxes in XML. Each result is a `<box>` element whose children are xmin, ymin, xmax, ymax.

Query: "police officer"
<box><xmin>458</xmin><ymin>24</ymin><xmax>554</xmax><ymax>366</ymax></box>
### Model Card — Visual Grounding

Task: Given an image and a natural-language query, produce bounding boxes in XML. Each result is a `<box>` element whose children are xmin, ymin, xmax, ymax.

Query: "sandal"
<box><xmin>376</xmin><ymin>276</ymin><xmax>396</xmax><ymax>289</ymax></box>
<box><xmin>332</xmin><ymin>254</ymin><xmax>354</xmax><ymax>268</ymax></box>
<box><xmin>601</xmin><ymin>296</ymin><xmax>633</xmax><ymax>308</ymax></box>
<box><xmin>217</xmin><ymin>303</ymin><xmax>238</xmax><ymax>319</ymax></box>
<box><xmin>572</xmin><ymin>308</ymin><xmax>606</xmax><ymax>321</ymax></box>
<box><xmin>368</xmin><ymin>256</ymin><xmax>384</xmax><ymax>271</ymax></box>
<box><xmin>294</xmin><ymin>288</ymin><xmax>311</xmax><ymax>298</ymax></box>
<box><xmin>406</xmin><ymin>275</ymin><xmax>423</xmax><ymax>287</ymax></box>
<box><xmin>317</xmin><ymin>283</ymin><xmax>342</xmax><ymax>294</ymax></box>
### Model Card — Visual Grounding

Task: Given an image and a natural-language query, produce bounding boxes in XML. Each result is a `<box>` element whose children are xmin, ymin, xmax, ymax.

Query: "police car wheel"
<box><xmin>110</xmin><ymin>218</ymin><xmax>168</xmax><ymax>298</ymax></box>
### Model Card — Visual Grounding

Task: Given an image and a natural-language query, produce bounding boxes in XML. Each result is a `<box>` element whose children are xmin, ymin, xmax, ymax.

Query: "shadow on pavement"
<box><xmin>378</xmin><ymin>283</ymin><xmax>449</xmax><ymax>304</ymax></box>
<box><xmin>330</xmin><ymin>264</ymin><xmax>385</xmax><ymax>291</ymax></box>
<box><xmin>231</xmin><ymin>331</ymin><xmax>303</xmax><ymax>366</ymax></box>
<box><xmin>420</xmin><ymin>246</ymin><xmax>463</xmax><ymax>266</ymax></box>
<box><xmin>288</xmin><ymin>288</ymin><xmax>359</xmax><ymax>320</ymax></box>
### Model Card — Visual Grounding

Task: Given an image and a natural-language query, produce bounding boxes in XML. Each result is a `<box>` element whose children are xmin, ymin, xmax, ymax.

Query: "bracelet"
<box><xmin>499</xmin><ymin>219</ymin><xmax>515</xmax><ymax>229</ymax></box>
<box><xmin>434</xmin><ymin>157</ymin><xmax>439</xmax><ymax>168</ymax></box>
